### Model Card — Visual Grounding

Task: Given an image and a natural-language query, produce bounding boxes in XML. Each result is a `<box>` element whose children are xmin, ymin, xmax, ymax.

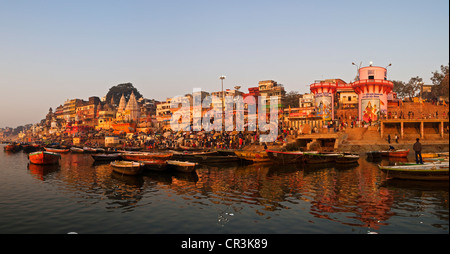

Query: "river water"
<box><xmin>0</xmin><ymin>144</ymin><xmax>448</xmax><ymax>234</ymax></box>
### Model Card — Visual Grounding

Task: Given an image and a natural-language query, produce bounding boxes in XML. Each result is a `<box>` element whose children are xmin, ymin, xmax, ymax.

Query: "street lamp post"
<box><xmin>220</xmin><ymin>75</ymin><xmax>226</xmax><ymax>132</ymax></box>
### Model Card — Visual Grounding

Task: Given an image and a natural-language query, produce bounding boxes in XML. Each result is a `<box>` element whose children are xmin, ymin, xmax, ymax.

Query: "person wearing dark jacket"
<box><xmin>413</xmin><ymin>138</ymin><xmax>423</xmax><ymax>164</ymax></box>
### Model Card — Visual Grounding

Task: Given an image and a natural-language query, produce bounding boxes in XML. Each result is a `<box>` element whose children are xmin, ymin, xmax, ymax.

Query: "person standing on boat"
<box><xmin>413</xmin><ymin>138</ymin><xmax>424</xmax><ymax>164</ymax></box>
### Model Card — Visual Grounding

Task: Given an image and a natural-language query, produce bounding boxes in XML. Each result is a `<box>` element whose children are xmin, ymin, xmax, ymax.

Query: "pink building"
<box><xmin>310</xmin><ymin>81</ymin><xmax>337</xmax><ymax>120</ymax></box>
<box><xmin>351</xmin><ymin>65</ymin><xmax>394</xmax><ymax>122</ymax></box>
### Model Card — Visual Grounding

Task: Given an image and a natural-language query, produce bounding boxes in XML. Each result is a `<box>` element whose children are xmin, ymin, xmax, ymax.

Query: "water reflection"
<box><xmin>22</xmin><ymin>152</ymin><xmax>449</xmax><ymax>232</ymax></box>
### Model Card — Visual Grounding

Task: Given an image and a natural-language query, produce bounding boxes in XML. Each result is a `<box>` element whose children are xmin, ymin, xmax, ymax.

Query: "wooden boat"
<box><xmin>266</xmin><ymin>150</ymin><xmax>304</xmax><ymax>164</ymax></box>
<box><xmin>193</xmin><ymin>154</ymin><xmax>239</xmax><ymax>164</ymax></box>
<box><xmin>91</xmin><ymin>153</ymin><xmax>121</xmax><ymax>161</ymax></box>
<box><xmin>234</xmin><ymin>150</ymin><xmax>271</xmax><ymax>163</ymax></box>
<box><xmin>121</xmin><ymin>152</ymin><xmax>173</xmax><ymax>161</ymax></box>
<box><xmin>422</xmin><ymin>153</ymin><xmax>439</xmax><ymax>158</ymax></box>
<box><xmin>304</xmin><ymin>152</ymin><xmax>340</xmax><ymax>164</ymax></box>
<box><xmin>335</xmin><ymin>154</ymin><xmax>360</xmax><ymax>164</ymax></box>
<box><xmin>380</xmin><ymin>149</ymin><xmax>410</xmax><ymax>158</ymax></box>
<box><xmin>83</xmin><ymin>147</ymin><xmax>99</xmax><ymax>153</ymax></box>
<box><xmin>44</xmin><ymin>147</ymin><xmax>70</xmax><ymax>153</ymax></box>
<box><xmin>28</xmin><ymin>151</ymin><xmax>61</xmax><ymax>165</ymax></box>
<box><xmin>167</xmin><ymin>160</ymin><xmax>197</xmax><ymax>173</ymax></box>
<box><xmin>70</xmin><ymin>147</ymin><xmax>84</xmax><ymax>153</ymax></box>
<box><xmin>22</xmin><ymin>144</ymin><xmax>41</xmax><ymax>153</ymax></box>
<box><xmin>140</xmin><ymin>160</ymin><xmax>168</xmax><ymax>171</ymax></box>
<box><xmin>378</xmin><ymin>162</ymin><xmax>449</xmax><ymax>180</ymax></box>
<box><xmin>4</xmin><ymin>144</ymin><xmax>22</xmax><ymax>152</ymax></box>
<box><xmin>366</xmin><ymin>151</ymin><xmax>382</xmax><ymax>159</ymax></box>
<box><xmin>171</xmin><ymin>151</ymin><xmax>218</xmax><ymax>161</ymax></box>
<box><xmin>110</xmin><ymin>161</ymin><xmax>143</xmax><ymax>175</ymax></box>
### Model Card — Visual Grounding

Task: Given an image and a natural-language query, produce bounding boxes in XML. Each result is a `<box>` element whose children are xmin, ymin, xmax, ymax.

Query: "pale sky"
<box><xmin>0</xmin><ymin>0</ymin><xmax>448</xmax><ymax>128</ymax></box>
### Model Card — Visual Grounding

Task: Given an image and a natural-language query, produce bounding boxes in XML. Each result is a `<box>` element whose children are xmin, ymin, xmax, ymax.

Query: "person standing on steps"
<box><xmin>413</xmin><ymin>138</ymin><xmax>424</xmax><ymax>164</ymax></box>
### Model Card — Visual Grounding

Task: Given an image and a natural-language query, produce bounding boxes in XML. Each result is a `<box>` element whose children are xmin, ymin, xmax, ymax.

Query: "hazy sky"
<box><xmin>0</xmin><ymin>0</ymin><xmax>448</xmax><ymax>128</ymax></box>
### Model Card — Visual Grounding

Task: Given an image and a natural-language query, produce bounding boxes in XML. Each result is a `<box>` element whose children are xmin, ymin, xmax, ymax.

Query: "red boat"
<box><xmin>28</xmin><ymin>151</ymin><xmax>61</xmax><ymax>165</ymax></box>
<box><xmin>380</xmin><ymin>149</ymin><xmax>410</xmax><ymax>158</ymax></box>
<box><xmin>140</xmin><ymin>160</ymin><xmax>168</xmax><ymax>171</ymax></box>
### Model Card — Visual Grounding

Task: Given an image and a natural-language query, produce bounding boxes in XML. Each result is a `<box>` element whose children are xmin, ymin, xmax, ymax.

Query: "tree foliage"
<box><xmin>105</xmin><ymin>83</ymin><xmax>143</xmax><ymax>106</ymax></box>
<box><xmin>284</xmin><ymin>91</ymin><xmax>301</xmax><ymax>108</ymax></box>
<box><xmin>430</xmin><ymin>64</ymin><xmax>449</xmax><ymax>99</ymax></box>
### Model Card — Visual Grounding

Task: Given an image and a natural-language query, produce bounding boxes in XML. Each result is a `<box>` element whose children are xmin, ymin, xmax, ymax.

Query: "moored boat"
<box><xmin>335</xmin><ymin>154</ymin><xmax>360</xmax><ymax>164</ymax></box>
<box><xmin>110</xmin><ymin>161</ymin><xmax>143</xmax><ymax>175</ymax></box>
<box><xmin>193</xmin><ymin>154</ymin><xmax>239</xmax><ymax>164</ymax></box>
<box><xmin>234</xmin><ymin>150</ymin><xmax>271</xmax><ymax>163</ymax></box>
<box><xmin>22</xmin><ymin>144</ymin><xmax>41</xmax><ymax>153</ymax></box>
<box><xmin>92</xmin><ymin>153</ymin><xmax>121</xmax><ymax>162</ymax></box>
<box><xmin>121</xmin><ymin>152</ymin><xmax>173</xmax><ymax>161</ymax></box>
<box><xmin>44</xmin><ymin>147</ymin><xmax>70</xmax><ymax>153</ymax></box>
<box><xmin>380</xmin><ymin>149</ymin><xmax>409</xmax><ymax>158</ymax></box>
<box><xmin>171</xmin><ymin>150</ymin><xmax>218</xmax><ymax>161</ymax></box>
<box><xmin>304</xmin><ymin>152</ymin><xmax>340</xmax><ymax>164</ymax></box>
<box><xmin>421</xmin><ymin>153</ymin><xmax>439</xmax><ymax>158</ymax></box>
<box><xmin>167</xmin><ymin>160</ymin><xmax>197</xmax><ymax>173</ymax></box>
<box><xmin>140</xmin><ymin>160</ymin><xmax>168</xmax><ymax>171</ymax></box>
<box><xmin>378</xmin><ymin>162</ymin><xmax>449</xmax><ymax>181</ymax></box>
<box><xmin>28</xmin><ymin>151</ymin><xmax>61</xmax><ymax>165</ymax></box>
<box><xmin>4</xmin><ymin>144</ymin><xmax>22</xmax><ymax>153</ymax></box>
<box><xmin>70</xmin><ymin>147</ymin><xmax>84</xmax><ymax>153</ymax></box>
<box><xmin>266</xmin><ymin>150</ymin><xmax>304</xmax><ymax>164</ymax></box>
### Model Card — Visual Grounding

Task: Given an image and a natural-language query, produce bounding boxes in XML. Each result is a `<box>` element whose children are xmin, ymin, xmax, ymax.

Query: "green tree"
<box><xmin>106</xmin><ymin>83</ymin><xmax>143</xmax><ymax>106</ymax></box>
<box><xmin>283</xmin><ymin>91</ymin><xmax>301</xmax><ymax>108</ymax></box>
<box><xmin>393</xmin><ymin>80</ymin><xmax>406</xmax><ymax>98</ymax></box>
<box><xmin>405</xmin><ymin>76</ymin><xmax>423</xmax><ymax>99</ymax></box>
<box><xmin>430</xmin><ymin>64</ymin><xmax>449</xmax><ymax>99</ymax></box>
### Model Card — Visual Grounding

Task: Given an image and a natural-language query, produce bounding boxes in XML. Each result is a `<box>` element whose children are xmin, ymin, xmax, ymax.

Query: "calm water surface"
<box><xmin>0</xmin><ymin>144</ymin><xmax>448</xmax><ymax>234</ymax></box>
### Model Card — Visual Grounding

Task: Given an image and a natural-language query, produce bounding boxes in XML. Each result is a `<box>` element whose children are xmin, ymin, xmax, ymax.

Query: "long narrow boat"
<box><xmin>28</xmin><ymin>151</ymin><xmax>61</xmax><ymax>165</ymax></box>
<box><xmin>92</xmin><ymin>153</ymin><xmax>121</xmax><ymax>162</ymax></box>
<box><xmin>4</xmin><ymin>144</ymin><xmax>22</xmax><ymax>153</ymax></box>
<box><xmin>110</xmin><ymin>161</ymin><xmax>143</xmax><ymax>175</ymax></box>
<box><xmin>121</xmin><ymin>152</ymin><xmax>173</xmax><ymax>162</ymax></box>
<box><xmin>171</xmin><ymin>151</ymin><xmax>218</xmax><ymax>161</ymax></box>
<box><xmin>22</xmin><ymin>144</ymin><xmax>41</xmax><ymax>153</ymax></box>
<box><xmin>234</xmin><ymin>150</ymin><xmax>271</xmax><ymax>163</ymax></box>
<box><xmin>335</xmin><ymin>154</ymin><xmax>360</xmax><ymax>164</ymax></box>
<box><xmin>140</xmin><ymin>160</ymin><xmax>168</xmax><ymax>171</ymax></box>
<box><xmin>167</xmin><ymin>160</ymin><xmax>197</xmax><ymax>173</ymax></box>
<box><xmin>380</xmin><ymin>149</ymin><xmax>410</xmax><ymax>158</ymax></box>
<box><xmin>44</xmin><ymin>147</ymin><xmax>70</xmax><ymax>153</ymax></box>
<box><xmin>193</xmin><ymin>154</ymin><xmax>239</xmax><ymax>164</ymax></box>
<box><xmin>70</xmin><ymin>147</ymin><xmax>85</xmax><ymax>153</ymax></box>
<box><xmin>266</xmin><ymin>150</ymin><xmax>304</xmax><ymax>164</ymax></box>
<box><xmin>378</xmin><ymin>162</ymin><xmax>449</xmax><ymax>180</ymax></box>
<box><xmin>304</xmin><ymin>152</ymin><xmax>340</xmax><ymax>164</ymax></box>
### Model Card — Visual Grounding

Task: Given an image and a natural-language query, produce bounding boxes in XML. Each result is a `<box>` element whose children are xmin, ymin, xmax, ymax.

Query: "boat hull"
<box><xmin>380</xmin><ymin>149</ymin><xmax>410</xmax><ymax>158</ymax></box>
<box><xmin>378</xmin><ymin>163</ymin><xmax>449</xmax><ymax>180</ymax></box>
<box><xmin>44</xmin><ymin>148</ymin><xmax>70</xmax><ymax>153</ymax></box>
<box><xmin>110</xmin><ymin>161</ymin><xmax>143</xmax><ymax>175</ymax></box>
<box><xmin>140</xmin><ymin>160</ymin><xmax>168</xmax><ymax>171</ymax></box>
<box><xmin>92</xmin><ymin>153</ymin><xmax>121</xmax><ymax>161</ymax></box>
<box><xmin>121</xmin><ymin>152</ymin><xmax>173</xmax><ymax>162</ymax></box>
<box><xmin>335</xmin><ymin>154</ymin><xmax>360</xmax><ymax>164</ymax></box>
<box><xmin>167</xmin><ymin>160</ymin><xmax>197</xmax><ymax>173</ymax></box>
<box><xmin>28</xmin><ymin>151</ymin><xmax>61</xmax><ymax>165</ymax></box>
<box><xmin>266</xmin><ymin>150</ymin><xmax>304</xmax><ymax>164</ymax></box>
<box><xmin>234</xmin><ymin>150</ymin><xmax>271</xmax><ymax>163</ymax></box>
<box><xmin>304</xmin><ymin>152</ymin><xmax>340</xmax><ymax>164</ymax></box>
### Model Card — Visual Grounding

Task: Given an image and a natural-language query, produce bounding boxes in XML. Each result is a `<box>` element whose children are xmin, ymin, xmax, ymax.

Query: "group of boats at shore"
<box><xmin>3</xmin><ymin>143</ymin><xmax>449</xmax><ymax>181</ymax></box>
